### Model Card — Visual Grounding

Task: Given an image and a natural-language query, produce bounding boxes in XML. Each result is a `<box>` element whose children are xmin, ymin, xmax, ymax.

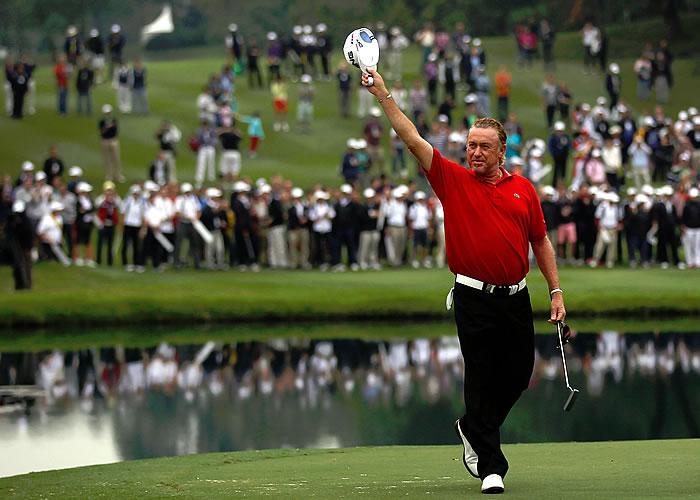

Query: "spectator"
<box><xmin>43</xmin><ymin>145</ymin><xmax>65</xmax><ymax>186</ymax></box>
<box><xmin>633</xmin><ymin>49</ymin><xmax>653</xmax><ymax>101</ymax></box>
<box><xmin>297</xmin><ymin>74</ymin><xmax>315</xmax><ymax>133</ymax></box>
<box><xmin>6</xmin><ymin>200</ymin><xmax>34</xmax><ymax>290</ymax></box>
<box><xmin>74</xmin><ymin>182</ymin><xmax>96</xmax><ymax>267</ymax></box>
<box><xmin>539</xmin><ymin>18</ymin><xmax>556</xmax><ymax>70</ymax></box>
<box><xmin>358</xmin><ymin>188</ymin><xmax>382</xmax><ymax>270</ymax></box>
<box><xmin>557</xmin><ymin>81</ymin><xmax>572</xmax><ymax>123</ymax></box>
<box><xmin>542</xmin><ymin>73</ymin><xmax>558</xmax><ymax>129</ymax></box>
<box><xmin>601</xmin><ymin>132</ymin><xmax>622</xmax><ymax>190</ymax></box>
<box><xmin>287</xmin><ymin>188</ymin><xmax>311</xmax><ymax>270</ymax></box>
<box><xmin>121</xmin><ymin>184</ymin><xmax>146</xmax><ymax>272</ymax></box>
<box><xmin>548</xmin><ymin>121</ymin><xmax>571</xmax><ymax>187</ymax></box>
<box><xmin>64</xmin><ymin>25</ymin><xmax>82</xmax><ymax>66</ymax></box>
<box><xmin>336</xmin><ymin>62</ymin><xmax>352</xmax><ymax>119</ymax></box>
<box><xmin>130</xmin><ymin>58</ymin><xmax>148</xmax><ymax>114</ymax></box>
<box><xmin>581</xmin><ymin>22</ymin><xmax>600</xmax><ymax>74</ymax></box>
<box><xmin>37</xmin><ymin>201</ymin><xmax>67</xmax><ymax>264</ymax></box>
<box><xmin>55</xmin><ymin>181</ymin><xmax>77</xmax><ymax>259</ymax></box>
<box><xmin>240</xmin><ymin>112</ymin><xmax>265</xmax><ymax>159</ymax></box>
<box><xmin>218</xmin><ymin>124</ymin><xmax>243</xmax><ymax>182</ymax></box>
<box><xmin>85</xmin><ymin>28</ymin><xmax>105</xmax><ymax>84</ymax></box>
<box><xmin>383</xmin><ymin>187</ymin><xmax>408</xmax><ymax>267</ymax></box>
<box><xmin>473</xmin><ymin>65</ymin><xmax>490</xmax><ymax>117</ymax></box>
<box><xmin>629</xmin><ymin>134</ymin><xmax>653</xmax><ymax>188</ymax></box>
<box><xmin>364</xmin><ymin>107</ymin><xmax>385</xmax><ymax>174</ymax></box>
<box><xmin>8</xmin><ymin>62</ymin><xmax>28</xmax><ymax>119</ymax></box>
<box><xmin>95</xmin><ymin>182</ymin><xmax>119</xmax><ymax>266</ymax></box>
<box><xmin>265</xmin><ymin>186</ymin><xmax>289</xmax><ymax>269</ymax></box>
<box><xmin>98</xmin><ymin>104</ymin><xmax>123</xmax><ymax>183</ymax></box>
<box><xmin>340</xmin><ymin>139</ymin><xmax>360</xmax><ymax>185</ymax></box>
<box><xmin>408</xmin><ymin>191</ymin><xmax>431</xmax><ymax>268</ymax></box>
<box><xmin>75</xmin><ymin>58</ymin><xmax>94</xmax><ymax>115</ymax></box>
<box><xmin>555</xmin><ymin>185</ymin><xmax>576</xmax><ymax>263</ymax></box>
<box><xmin>266</xmin><ymin>31</ymin><xmax>283</xmax><ymax>83</ymax></box>
<box><xmin>270</xmin><ymin>74</ymin><xmax>290</xmax><ymax>132</ymax></box>
<box><xmin>156</xmin><ymin>120</ymin><xmax>181</xmax><ymax>182</ymax></box>
<box><xmin>54</xmin><ymin>54</ymin><xmax>69</xmax><ymax>116</ymax></box>
<box><xmin>390</xmin><ymin>80</ymin><xmax>408</xmax><ymax>112</ymax></box>
<box><xmin>309</xmin><ymin>190</ymin><xmax>334</xmax><ymax>270</ymax></box>
<box><xmin>108</xmin><ymin>24</ymin><xmax>126</xmax><ymax>77</ymax></box>
<box><xmin>652</xmin><ymin>51</ymin><xmax>671</xmax><ymax>103</ymax></box>
<box><xmin>424</xmin><ymin>53</ymin><xmax>438</xmax><ymax>106</ymax></box>
<box><xmin>409</xmin><ymin>79</ymin><xmax>428</xmax><ymax>123</ymax></box>
<box><xmin>246</xmin><ymin>39</ymin><xmax>263</xmax><ymax>89</ymax></box>
<box><xmin>681</xmin><ymin>187</ymin><xmax>700</xmax><ymax>268</ymax></box>
<box><xmin>591</xmin><ymin>192</ymin><xmax>622</xmax><ymax>268</ymax></box>
<box><xmin>114</xmin><ymin>62</ymin><xmax>132</xmax><ymax>113</ymax></box>
<box><xmin>494</xmin><ymin>65</ymin><xmax>512</xmax><ymax>123</ymax></box>
<box><xmin>331</xmin><ymin>184</ymin><xmax>360</xmax><ymax>271</ymax></box>
<box><xmin>652</xmin><ymin>186</ymin><xmax>680</xmax><ymax>268</ymax></box>
<box><xmin>195</xmin><ymin>120</ymin><xmax>217</xmax><ymax>187</ymax></box>
<box><xmin>149</xmin><ymin>151</ymin><xmax>170</xmax><ymax>187</ymax></box>
<box><xmin>605</xmin><ymin>63</ymin><xmax>621</xmax><ymax>111</ymax></box>
<box><xmin>231</xmin><ymin>182</ymin><xmax>257</xmax><ymax>270</ymax></box>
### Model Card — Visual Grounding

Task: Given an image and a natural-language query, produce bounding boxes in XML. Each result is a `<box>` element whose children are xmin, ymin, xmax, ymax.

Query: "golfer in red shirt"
<box><xmin>363</xmin><ymin>68</ymin><xmax>566</xmax><ymax>495</ymax></box>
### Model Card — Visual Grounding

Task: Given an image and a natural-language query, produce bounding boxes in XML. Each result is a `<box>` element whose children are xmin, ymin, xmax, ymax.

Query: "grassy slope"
<box><xmin>0</xmin><ymin>440</ymin><xmax>697</xmax><ymax>498</ymax></box>
<box><xmin>2</xmin><ymin>17</ymin><xmax>700</xmax><ymax>190</ymax></box>
<box><xmin>1</xmin><ymin>264</ymin><xmax>700</xmax><ymax>328</ymax></box>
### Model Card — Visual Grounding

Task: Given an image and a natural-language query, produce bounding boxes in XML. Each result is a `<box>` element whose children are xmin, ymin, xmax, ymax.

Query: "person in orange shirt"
<box><xmin>494</xmin><ymin>65</ymin><xmax>512</xmax><ymax>123</ymax></box>
<box><xmin>53</xmin><ymin>54</ymin><xmax>70</xmax><ymax>116</ymax></box>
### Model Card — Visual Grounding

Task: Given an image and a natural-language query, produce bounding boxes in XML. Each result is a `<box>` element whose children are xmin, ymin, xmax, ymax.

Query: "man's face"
<box><xmin>466</xmin><ymin>127</ymin><xmax>503</xmax><ymax>176</ymax></box>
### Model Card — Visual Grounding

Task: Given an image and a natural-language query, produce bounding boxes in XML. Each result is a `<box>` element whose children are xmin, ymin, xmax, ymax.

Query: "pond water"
<box><xmin>0</xmin><ymin>327</ymin><xmax>699</xmax><ymax>478</ymax></box>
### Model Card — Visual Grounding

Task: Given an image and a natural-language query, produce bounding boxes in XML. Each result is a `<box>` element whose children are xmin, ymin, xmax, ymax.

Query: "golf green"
<box><xmin>0</xmin><ymin>440</ymin><xmax>697</xmax><ymax>498</ymax></box>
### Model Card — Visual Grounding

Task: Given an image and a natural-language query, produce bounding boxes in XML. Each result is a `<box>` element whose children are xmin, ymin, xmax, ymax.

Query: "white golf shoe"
<box><xmin>454</xmin><ymin>419</ymin><xmax>478</xmax><ymax>478</ymax></box>
<box><xmin>481</xmin><ymin>474</ymin><xmax>504</xmax><ymax>494</ymax></box>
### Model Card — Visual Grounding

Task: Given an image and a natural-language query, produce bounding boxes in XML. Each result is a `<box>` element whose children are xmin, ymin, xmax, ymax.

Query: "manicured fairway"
<box><xmin>0</xmin><ymin>440</ymin><xmax>697</xmax><ymax>498</ymax></box>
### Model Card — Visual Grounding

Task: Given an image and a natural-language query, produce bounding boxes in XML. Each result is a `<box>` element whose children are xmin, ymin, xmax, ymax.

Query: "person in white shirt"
<box><xmin>121</xmin><ymin>184</ymin><xmax>146</xmax><ymax>272</ymax></box>
<box><xmin>408</xmin><ymin>191</ymin><xmax>431</xmax><ymax>268</ymax></box>
<box><xmin>174</xmin><ymin>182</ymin><xmax>201</xmax><ymax>269</ymax></box>
<box><xmin>308</xmin><ymin>191</ymin><xmax>335</xmax><ymax>270</ymax></box>
<box><xmin>383</xmin><ymin>187</ymin><xmax>408</xmax><ymax>266</ymax></box>
<box><xmin>358</xmin><ymin>188</ymin><xmax>383</xmax><ymax>270</ymax></box>
<box><xmin>433</xmin><ymin>198</ymin><xmax>446</xmax><ymax>268</ymax></box>
<box><xmin>37</xmin><ymin>201</ymin><xmax>66</xmax><ymax>263</ymax></box>
<box><xmin>158</xmin><ymin>184</ymin><xmax>177</xmax><ymax>264</ymax></box>
<box><xmin>143</xmin><ymin>186</ymin><xmax>166</xmax><ymax>270</ymax></box>
<box><xmin>591</xmin><ymin>192</ymin><xmax>622</xmax><ymax>268</ymax></box>
<box><xmin>287</xmin><ymin>187</ymin><xmax>311</xmax><ymax>269</ymax></box>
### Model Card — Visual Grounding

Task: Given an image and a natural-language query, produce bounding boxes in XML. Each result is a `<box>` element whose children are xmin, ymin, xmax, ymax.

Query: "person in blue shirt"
<box><xmin>239</xmin><ymin>112</ymin><xmax>265</xmax><ymax>158</ymax></box>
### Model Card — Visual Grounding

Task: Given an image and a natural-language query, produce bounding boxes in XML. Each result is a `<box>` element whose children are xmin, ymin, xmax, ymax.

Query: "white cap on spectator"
<box><xmin>255</xmin><ymin>177</ymin><xmax>267</xmax><ymax>187</ymax></box>
<box><xmin>591</xmin><ymin>148</ymin><xmax>602</xmax><ymax>158</ymax></box>
<box><xmin>609</xmin><ymin>63</ymin><xmax>620</xmax><ymax>74</ymax></box>
<box><xmin>67</xmin><ymin>25</ymin><xmax>78</xmax><ymax>36</ymax></box>
<box><xmin>267</xmin><ymin>31</ymin><xmax>277</xmax><ymax>41</ymax></box>
<box><xmin>689</xmin><ymin>187</ymin><xmax>699</xmax><ymax>198</ymax></box>
<box><xmin>609</xmin><ymin>125</ymin><xmax>622</xmax><ymax>135</ymax></box>
<box><xmin>390</xmin><ymin>26</ymin><xmax>401</xmax><ymax>36</ymax></box>
<box><xmin>130</xmin><ymin>184</ymin><xmax>142</xmax><ymax>194</ymax></box>
<box><xmin>617</xmin><ymin>104</ymin><xmax>628</xmax><ymax>113</ymax></box>
<box><xmin>414</xmin><ymin>190</ymin><xmax>426</xmax><ymax>200</ymax></box>
<box><xmin>68</xmin><ymin>166</ymin><xmax>83</xmax><ymax>177</ymax></box>
<box><xmin>233</xmin><ymin>181</ymin><xmax>250</xmax><ymax>192</ymax></box>
<box><xmin>102</xmin><ymin>104</ymin><xmax>113</xmax><ymax>114</ymax></box>
<box><xmin>678</xmin><ymin>110</ymin><xmax>688</xmax><ymax>121</ymax></box>
<box><xmin>608</xmin><ymin>193</ymin><xmax>620</xmax><ymax>203</ymax></box>
<box><xmin>510</xmin><ymin>156</ymin><xmax>524</xmax><ymax>166</ymax></box>
<box><xmin>641</xmin><ymin>184</ymin><xmax>655</xmax><ymax>196</ymax></box>
<box><xmin>291</xmin><ymin>187</ymin><xmax>304</xmax><ymax>198</ymax></box>
<box><xmin>473</xmin><ymin>38</ymin><xmax>482</xmax><ymax>47</ymax></box>
<box><xmin>228</xmin><ymin>23</ymin><xmax>238</xmax><ymax>32</ymax></box>
<box><xmin>530</xmin><ymin>147</ymin><xmax>544</xmax><ymax>158</ymax></box>
<box><xmin>688</xmin><ymin>107</ymin><xmax>698</xmax><ymax>116</ymax></box>
<box><xmin>340</xmin><ymin>184</ymin><xmax>353</xmax><ymax>194</ymax></box>
<box><xmin>12</xmin><ymin>200</ymin><xmax>26</xmax><ymax>213</ymax></box>
<box><xmin>428</xmin><ymin>52</ymin><xmax>438</xmax><ymax>62</ymax></box>
<box><xmin>90</xmin><ymin>28</ymin><xmax>99</xmax><ymax>37</ymax></box>
<box><xmin>22</xmin><ymin>161</ymin><xmax>34</xmax><ymax>172</ymax></box>
<box><xmin>259</xmin><ymin>184</ymin><xmax>272</xmax><ymax>194</ymax></box>
<box><xmin>692</xmin><ymin>116</ymin><xmax>700</xmax><ymax>126</ymax></box>
<box><xmin>437</xmin><ymin>114</ymin><xmax>449</xmax><ymax>123</ymax></box>
<box><xmin>533</xmin><ymin>138</ymin><xmax>546</xmax><ymax>151</ymax></box>
<box><xmin>644</xmin><ymin>116</ymin><xmax>656</xmax><ymax>127</ymax></box>
<box><xmin>314</xmin><ymin>190</ymin><xmax>330</xmax><ymax>200</ymax></box>
<box><xmin>596</xmin><ymin>96</ymin><xmax>607</xmax><ymax>106</ymax></box>
<box><xmin>658</xmin><ymin>185</ymin><xmax>674</xmax><ymax>196</ymax></box>
<box><xmin>581</xmin><ymin>103</ymin><xmax>591</xmax><ymax>112</ymax></box>
<box><xmin>206</xmin><ymin>187</ymin><xmax>222</xmax><ymax>198</ymax></box>
<box><xmin>464</xmin><ymin>93</ymin><xmax>478</xmax><ymax>104</ymax></box>
<box><xmin>316</xmin><ymin>23</ymin><xmax>327</xmax><ymax>33</ymax></box>
<box><xmin>679</xmin><ymin>150</ymin><xmax>691</xmax><ymax>162</ymax></box>
<box><xmin>77</xmin><ymin>182</ymin><xmax>93</xmax><ymax>192</ymax></box>
<box><xmin>542</xmin><ymin>186</ymin><xmax>555</xmax><ymax>196</ymax></box>
<box><xmin>553</xmin><ymin>121</ymin><xmax>566</xmax><ymax>131</ymax></box>
<box><xmin>35</xmin><ymin>171</ymin><xmax>47</xmax><ymax>182</ymax></box>
<box><xmin>356</xmin><ymin>139</ymin><xmax>368</xmax><ymax>149</ymax></box>
<box><xmin>393</xmin><ymin>185</ymin><xmax>409</xmax><ymax>198</ymax></box>
<box><xmin>111</xmin><ymin>24</ymin><xmax>121</xmax><ymax>33</ymax></box>
<box><xmin>626</xmin><ymin>187</ymin><xmax>638</xmax><ymax>196</ymax></box>
<box><xmin>293</xmin><ymin>25</ymin><xmax>302</xmax><ymax>35</ymax></box>
<box><xmin>301</xmin><ymin>74</ymin><xmax>312</xmax><ymax>83</ymax></box>
<box><xmin>144</xmin><ymin>180</ymin><xmax>159</xmax><ymax>192</ymax></box>
<box><xmin>49</xmin><ymin>201</ymin><xmax>64</xmax><ymax>212</ymax></box>
<box><xmin>303</xmin><ymin>25</ymin><xmax>312</xmax><ymax>34</ymax></box>
<box><xmin>370</xmin><ymin>106</ymin><xmax>382</xmax><ymax>117</ymax></box>
<box><xmin>363</xmin><ymin>188</ymin><xmax>375</xmax><ymax>198</ymax></box>
<box><xmin>346</xmin><ymin>138</ymin><xmax>356</xmax><ymax>148</ymax></box>
<box><xmin>448</xmin><ymin>131</ymin><xmax>463</xmax><ymax>142</ymax></box>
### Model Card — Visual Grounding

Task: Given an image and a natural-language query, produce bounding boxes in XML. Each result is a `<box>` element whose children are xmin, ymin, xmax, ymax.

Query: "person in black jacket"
<box><xmin>9</xmin><ymin>62</ymin><xmax>28</xmax><ymax>119</ymax></box>
<box><xmin>331</xmin><ymin>184</ymin><xmax>361</xmax><ymax>271</ymax></box>
<box><xmin>5</xmin><ymin>200</ymin><xmax>34</xmax><ymax>290</ymax></box>
<box><xmin>652</xmin><ymin>187</ymin><xmax>680</xmax><ymax>267</ymax></box>
<box><xmin>76</xmin><ymin>58</ymin><xmax>94</xmax><ymax>115</ymax></box>
<box><xmin>681</xmin><ymin>187</ymin><xmax>700</xmax><ymax>268</ymax></box>
<box><xmin>231</xmin><ymin>182</ymin><xmax>257</xmax><ymax>270</ymax></box>
<box><xmin>548</xmin><ymin>122</ymin><xmax>571</xmax><ymax>187</ymax></box>
<box><xmin>287</xmin><ymin>187</ymin><xmax>310</xmax><ymax>269</ymax></box>
<box><xmin>573</xmin><ymin>185</ymin><xmax>596</xmax><ymax>264</ymax></box>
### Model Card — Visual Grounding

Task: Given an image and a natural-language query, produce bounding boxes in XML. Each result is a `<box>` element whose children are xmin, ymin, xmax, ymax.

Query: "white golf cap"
<box><xmin>678</xmin><ymin>110</ymin><xmax>688</xmax><ymax>121</ymax></box>
<box><xmin>143</xmin><ymin>180</ymin><xmax>159</xmax><ymax>192</ymax></box>
<box><xmin>437</xmin><ymin>114</ymin><xmax>449</xmax><ymax>124</ymax></box>
<box><xmin>473</xmin><ymin>38</ymin><xmax>482</xmax><ymax>47</ymax></box>
<box><xmin>35</xmin><ymin>171</ymin><xmax>47</xmax><ymax>182</ymax></box>
<box><xmin>464</xmin><ymin>93</ymin><xmax>478</xmax><ymax>104</ymax></box>
<box><xmin>644</xmin><ymin>116</ymin><xmax>656</xmax><ymax>127</ymax></box>
<box><xmin>103</xmin><ymin>181</ymin><xmax>116</xmax><ymax>191</ymax></box>
<box><xmin>303</xmin><ymin>25</ymin><xmax>312</xmax><ymax>34</ymax></box>
<box><xmin>67</xmin><ymin>25</ymin><xmax>78</xmax><ymax>36</ymax></box>
<box><xmin>90</xmin><ymin>28</ymin><xmax>99</xmax><ymax>37</ymax></box>
<box><xmin>609</xmin><ymin>63</ymin><xmax>620</xmax><ymax>74</ymax></box>
<box><xmin>21</xmin><ymin>161</ymin><xmax>34</xmax><ymax>172</ymax></box>
<box><xmin>49</xmin><ymin>201</ymin><xmax>64</xmax><ymax>211</ymax></box>
<box><xmin>291</xmin><ymin>187</ymin><xmax>304</xmax><ymax>198</ymax></box>
<box><xmin>689</xmin><ymin>187</ymin><xmax>699</xmax><ymax>198</ymax></box>
<box><xmin>581</xmin><ymin>103</ymin><xmax>591</xmax><ymax>112</ymax></box>
<box><xmin>206</xmin><ymin>187</ymin><xmax>222</xmax><ymax>198</ymax></box>
<box><xmin>180</xmin><ymin>182</ymin><xmax>193</xmax><ymax>193</ymax></box>
<box><xmin>111</xmin><ymin>24</ymin><xmax>121</xmax><ymax>33</ymax></box>
<box><xmin>233</xmin><ymin>181</ymin><xmax>250</xmax><ymax>192</ymax></box>
<box><xmin>346</xmin><ymin>138</ymin><xmax>358</xmax><ymax>149</ymax></box>
<box><xmin>259</xmin><ymin>184</ymin><xmax>272</xmax><ymax>194</ymax></box>
<box><xmin>314</xmin><ymin>190</ymin><xmax>330</xmax><ymax>200</ymax></box>
<box><xmin>510</xmin><ymin>156</ymin><xmax>524</xmax><ymax>166</ymax></box>
<box><xmin>591</xmin><ymin>148</ymin><xmax>602</xmax><ymax>158</ymax></box>
<box><xmin>293</xmin><ymin>25</ymin><xmax>302</xmax><ymax>35</ymax></box>
<box><xmin>102</xmin><ymin>104</ymin><xmax>113</xmax><ymax>113</ymax></box>
<box><xmin>12</xmin><ymin>200</ymin><xmax>26</xmax><ymax>213</ymax></box>
<box><xmin>301</xmin><ymin>74</ymin><xmax>312</xmax><ymax>83</ymax></box>
<box><xmin>428</xmin><ymin>52</ymin><xmax>438</xmax><ymax>62</ymax></box>
<box><xmin>68</xmin><ymin>166</ymin><xmax>83</xmax><ymax>177</ymax></box>
<box><xmin>316</xmin><ymin>23</ymin><xmax>327</xmax><ymax>32</ymax></box>
<box><xmin>129</xmin><ymin>184</ymin><xmax>142</xmax><ymax>194</ymax></box>
<box><xmin>617</xmin><ymin>104</ymin><xmax>628</xmax><ymax>113</ymax></box>
<box><xmin>692</xmin><ymin>116</ymin><xmax>700</xmax><ymax>126</ymax></box>
<box><xmin>530</xmin><ymin>147</ymin><xmax>544</xmax><ymax>157</ymax></box>
<box><xmin>688</xmin><ymin>107</ymin><xmax>698</xmax><ymax>116</ymax></box>
<box><xmin>370</xmin><ymin>106</ymin><xmax>382</xmax><ymax>117</ymax></box>
<box><xmin>340</xmin><ymin>184</ymin><xmax>353</xmax><ymax>194</ymax></box>
<box><xmin>596</xmin><ymin>96</ymin><xmax>607</xmax><ymax>106</ymax></box>
<box><xmin>267</xmin><ymin>31</ymin><xmax>277</xmax><ymax>41</ymax></box>
<box><xmin>228</xmin><ymin>23</ymin><xmax>238</xmax><ymax>32</ymax></box>
<box><xmin>393</xmin><ymin>185</ymin><xmax>409</xmax><ymax>198</ymax></box>
<box><xmin>534</xmin><ymin>138</ymin><xmax>546</xmax><ymax>151</ymax></box>
<box><xmin>608</xmin><ymin>193</ymin><xmax>620</xmax><ymax>203</ymax></box>
<box><xmin>448</xmin><ymin>131</ymin><xmax>463</xmax><ymax>142</ymax></box>
<box><xmin>659</xmin><ymin>185</ymin><xmax>674</xmax><ymax>196</ymax></box>
<box><xmin>609</xmin><ymin>125</ymin><xmax>622</xmax><ymax>135</ymax></box>
<box><xmin>641</xmin><ymin>184</ymin><xmax>655</xmax><ymax>196</ymax></box>
<box><xmin>77</xmin><ymin>181</ymin><xmax>93</xmax><ymax>192</ymax></box>
<box><xmin>679</xmin><ymin>151</ymin><xmax>691</xmax><ymax>162</ymax></box>
<box><xmin>542</xmin><ymin>186</ymin><xmax>556</xmax><ymax>196</ymax></box>
<box><xmin>553</xmin><ymin>121</ymin><xmax>566</xmax><ymax>131</ymax></box>
<box><xmin>414</xmin><ymin>190</ymin><xmax>426</xmax><ymax>200</ymax></box>
<box><xmin>626</xmin><ymin>187</ymin><xmax>638</xmax><ymax>196</ymax></box>
<box><xmin>356</xmin><ymin>139</ymin><xmax>368</xmax><ymax>149</ymax></box>
<box><xmin>390</xmin><ymin>26</ymin><xmax>401</xmax><ymax>36</ymax></box>
<box><xmin>363</xmin><ymin>188</ymin><xmax>375</xmax><ymax>198</ymax></box>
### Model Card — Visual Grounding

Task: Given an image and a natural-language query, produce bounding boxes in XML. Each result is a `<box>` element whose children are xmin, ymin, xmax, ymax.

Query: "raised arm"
<box><xmin>362</xmin><ymin>69</ymin><xmax>434</xmax><ymax>171</ymax></box>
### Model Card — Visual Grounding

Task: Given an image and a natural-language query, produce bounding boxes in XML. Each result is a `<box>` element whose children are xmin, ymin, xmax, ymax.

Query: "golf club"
<box><xmin>556</xmin><ymin>321</ymin><xmax>579</xmax><ymax>411</ymax></box>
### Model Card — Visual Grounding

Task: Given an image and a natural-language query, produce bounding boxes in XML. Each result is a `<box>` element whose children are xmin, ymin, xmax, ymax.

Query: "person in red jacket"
<box><xmin>95</xmin><ymin>181</ymin><xmax>120</xmax><ymax>266</ymax></box>
<box><xmin>54</xmin><ymin>54</ymin><xmax>70</xmax><ymax>116</ymax></box>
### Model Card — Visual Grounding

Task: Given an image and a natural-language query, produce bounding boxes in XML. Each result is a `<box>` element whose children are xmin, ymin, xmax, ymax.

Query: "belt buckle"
<box><xmin>483</xmin><ymin>283</ymin><xmax>495</xmax><ymax>294</ymax></box>
<box><xmin>509</xmin><ymin>284</ymin><xmax>518</xmax><ymax>295</ymax></box>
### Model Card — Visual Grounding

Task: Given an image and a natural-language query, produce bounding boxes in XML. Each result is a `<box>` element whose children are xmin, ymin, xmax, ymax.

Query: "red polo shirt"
<box><xmin>426</xmin><ymin>148</ymin><xmax>546</xmax><ymax>285</ymax></box>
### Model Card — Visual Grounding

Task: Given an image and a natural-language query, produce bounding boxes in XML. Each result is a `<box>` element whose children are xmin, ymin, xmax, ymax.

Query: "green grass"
<box><xmin>1</xmin><ymin>264</ymin><xmax>700</xmax><ymax>328</ymax></box>
<box><xmin>2</xmin><ymin>16</ymin><xmax>700</xmax><ymax>191</ymax></box>
<box><xmin>0</xmin><ymin>440</ymin><xmax>697</xmax><ymax>498</ymax></box>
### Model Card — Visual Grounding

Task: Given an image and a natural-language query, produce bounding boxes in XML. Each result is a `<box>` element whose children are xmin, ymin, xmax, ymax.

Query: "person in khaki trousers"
<box><xmin>358</xmin><ymin>188</ymin><xmax>382</xmax><ymax>270</ymax></box>
<box><xmin>99</xmin><ymin>104</ymin><xmax>123</xmax><ymax>182</ymax></box>
<box><xmin>287</xmin><ymin>187</ymin><xmax>311</xmax><ymax>269</ymax></box>
<box><xmin>383</xmin><ymin>186</ymin><xmax>408</xmax><ymax>266</ymax></box>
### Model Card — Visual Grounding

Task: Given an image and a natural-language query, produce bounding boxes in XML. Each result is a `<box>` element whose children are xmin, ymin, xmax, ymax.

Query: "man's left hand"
<box><xmin>548</xmin><ymin>293</ymin><xmax>566</xmax><ymax>324</ymax></box>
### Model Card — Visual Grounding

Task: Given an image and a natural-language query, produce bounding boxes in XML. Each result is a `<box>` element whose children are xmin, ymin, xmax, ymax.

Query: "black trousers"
<box><xmin>453</xmin><ymin>283</ymin><xmax>535</xmax><ymax>479</ymax></box>
<box><xmin>122</xmin><ymin>225</ymin><xmax>142</xmax><ymax>266</ymax></box>
<box><xmin>96</xmin><ymin>226</ymin><xmax>114</xmax><ymax>266</ymax></box>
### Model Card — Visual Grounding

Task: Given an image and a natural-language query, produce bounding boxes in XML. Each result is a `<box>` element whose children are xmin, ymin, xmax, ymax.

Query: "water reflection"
<box><xmin>0</xmin><ymin>331</ymin><xmax>699</xmax><ymax>477</ymax></box>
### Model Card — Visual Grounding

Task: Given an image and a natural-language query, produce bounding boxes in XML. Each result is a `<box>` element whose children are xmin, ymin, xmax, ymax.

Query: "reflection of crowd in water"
<box><xmin>1</xmin><ymin>333</ymin><xmax>699</xmax><ymax>411</ymax></box>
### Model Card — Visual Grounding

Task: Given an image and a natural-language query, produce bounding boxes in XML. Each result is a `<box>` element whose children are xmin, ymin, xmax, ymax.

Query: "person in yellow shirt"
<box><xmin>270</xmin><ymin>74</ymin><xmax>289</xmax><ymax>132</ymax></box>
<box><xmin>494</xmin><ymin>65</ymin><xmax>512</xmax><ymax>123</ymax></box>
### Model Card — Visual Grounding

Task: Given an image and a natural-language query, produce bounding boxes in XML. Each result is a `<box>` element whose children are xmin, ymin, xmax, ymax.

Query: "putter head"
<box><xmin>563</xmin><ymin>388</ymin><xmax>579</xmax><ymax>412</ymax></box>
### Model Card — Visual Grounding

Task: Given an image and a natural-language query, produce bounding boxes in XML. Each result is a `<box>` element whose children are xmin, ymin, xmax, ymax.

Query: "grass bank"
<box><xmin>1</xmin><ymin>264</ymin><xmax>699</xmax><ymax>328</ymax></box>
<box><xmin>0</xmin><ymin>440</ymin><xmax>697</xmax><ymax>498</ymax></box>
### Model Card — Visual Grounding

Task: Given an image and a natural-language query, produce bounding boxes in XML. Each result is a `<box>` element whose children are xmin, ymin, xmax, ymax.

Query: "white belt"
<box><xmin>446</xmin><ymin>274</ymin><xmax>527</xmax><ymax>311</ymax></box>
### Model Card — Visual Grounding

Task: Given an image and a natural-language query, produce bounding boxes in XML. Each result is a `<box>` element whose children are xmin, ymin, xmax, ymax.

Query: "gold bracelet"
<box><xmin>377</xmin><ymin>93</ymin><xmax>393</xmax><ymax>103</ymax></box>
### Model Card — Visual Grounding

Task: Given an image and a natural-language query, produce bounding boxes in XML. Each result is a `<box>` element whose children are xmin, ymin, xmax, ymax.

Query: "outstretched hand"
<box><xmin>362</xmin><ymin>69</ymin><xmax>387</xmax><ymax>97</ymax></box>
<box><xmin>548</xmin><ymin>294</ymin><xmax>566</xmax><ymax>324</ymax></box>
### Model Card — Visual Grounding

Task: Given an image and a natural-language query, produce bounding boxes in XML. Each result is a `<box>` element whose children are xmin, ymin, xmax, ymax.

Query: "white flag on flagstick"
<box><xmin>141</xmin><ymin>5</ymin><xmax>174</xmax><ymax>44</ymax></box>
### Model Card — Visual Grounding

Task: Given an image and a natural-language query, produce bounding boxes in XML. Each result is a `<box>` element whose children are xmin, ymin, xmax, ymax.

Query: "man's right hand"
<box><xmin>362</xmin><ymin>69</ymin><xmax>387</xmax><ymax>97</ymax></box>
